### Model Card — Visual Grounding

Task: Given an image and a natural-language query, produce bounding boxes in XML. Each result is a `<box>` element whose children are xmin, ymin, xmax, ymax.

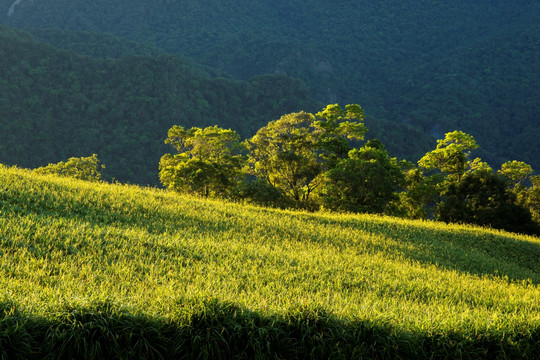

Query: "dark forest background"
<box><xmin>0</xmin><ymin>0</ymin><xmax>538</xmax><ymax>185</ymax></box>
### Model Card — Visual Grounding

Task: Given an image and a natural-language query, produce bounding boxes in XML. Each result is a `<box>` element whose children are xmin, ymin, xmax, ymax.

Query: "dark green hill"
<box><xmin>1</xmin><ymin>0</ymin><xmax>539</xmax><ymax>170</ymax></box>
<box><xmin>3</xmin><ymin>0</ymin><xmax>538</xmax><ymax>170</ymax></box>
<box><xmin>0</xmin><ymin>26</ymin><xmax>318</xmax><ymax>185</ymax></box>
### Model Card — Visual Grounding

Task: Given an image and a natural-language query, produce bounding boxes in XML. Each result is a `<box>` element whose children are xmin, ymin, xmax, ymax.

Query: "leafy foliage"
<box><xmin>247</xmin><ymin>111</ymin><xmax>321</xmax><ymax>206</ymax></box>
<box><xmin>438</xmin><ymin>170</ymin><xmax>538</xmax><ymax>234</ymax></box>
<box><xmin>418</xmin><ymin>130</ymin><xmax>479</xmax><ymax>182</ymax></box>
<box><xmin>414</xmin><ymin>132</ymin><xmax>539</xmax><ymax>235</ymax></box>
<box><xmin>159</xmin><ymin>109</ymin><xmax>540</xmax><ymax>235</ymax></box>
<box><xmin>33</xmin><ymin>154</ymin><xmax>104</xmax><ymax>182</ymax></box>
<box><xmin>321</xmin><ymin>140</ymin><xmax>404</xmax><ymax>214</ymax></box>
<box><xmin>246</xmin><ymin>104</ymin><xmax>367</xmax><ymax>208</ymax></box>
<box><xmin>159</xmin><ymin>126</ymin><xmax>245</xmax><ymax>197</ymax></box>
<box><xmin>528</xmin><ymin>176</ymin><xmax>540</xmax><ymax>223</ymax></box>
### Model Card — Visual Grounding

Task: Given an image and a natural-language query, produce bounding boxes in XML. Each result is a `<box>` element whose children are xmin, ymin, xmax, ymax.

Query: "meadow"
<box><xmin>1</xmin><ymin>164</ymin><xmax>540</xmax><ymax>359</ymax></box>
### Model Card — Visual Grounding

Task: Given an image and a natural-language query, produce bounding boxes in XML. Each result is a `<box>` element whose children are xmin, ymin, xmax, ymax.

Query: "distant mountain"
<box><xmin>1</xmin><ymin>0</ymin><xmax>539</xmax><ymax>170</ymax></box>
<box><xmin>0</xmin><ymin>26</ymin><xmax>319</xmax><ymax>184</ymax></box>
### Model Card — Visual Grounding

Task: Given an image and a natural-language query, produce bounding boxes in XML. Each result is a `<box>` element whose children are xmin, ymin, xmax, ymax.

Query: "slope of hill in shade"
<box><xmin>0</xmin><ymin>25</ymin><xmax>437</xmax><ymax>186</ymax></box>
<box><xmin>1</xmin><ymin>164</ymin><xmax>539</xmax><ymax>358</ymax></box>
<box><xmin>0</xmin><ymin>26</ymin><xmax>319</xmax><ymax>185</ymax></box>
<box><xmin>1</xmin><ymin>0</ymin><xmax>539</xmax><ymax>170</ymax></box>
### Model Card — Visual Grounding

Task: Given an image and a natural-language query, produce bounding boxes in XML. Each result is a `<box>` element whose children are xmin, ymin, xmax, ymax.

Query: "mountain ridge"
<box><xmin>1</xmin><ymin>0</ymin><xmax>538</xmax><ymax>172</ymax></box>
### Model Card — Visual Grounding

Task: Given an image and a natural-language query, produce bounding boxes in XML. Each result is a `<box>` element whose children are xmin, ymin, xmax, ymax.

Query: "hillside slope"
<box><xmin>1</xmin><ymin>164</ymin><xmax>539</xmax><ymax>358</ymax></box>
<box><xmin>0</xmin><ymin>26</ymin><xmax>318</xmax><ymax>185</ymax></box>
<box><xmin>2</xmin><ymin>0</ymin><xmax>539</xmax><ymax>169</ymax></box>
<box><xmin>0</xmin><ymin>25</ymin><xmax>436</xmax><ymax>185</ymax></box>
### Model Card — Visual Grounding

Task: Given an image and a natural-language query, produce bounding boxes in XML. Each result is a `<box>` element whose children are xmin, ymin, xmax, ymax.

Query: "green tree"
<box><xmin>394</xmin><ymin>165</ymin><xmax>441</xmax><ymax>219</ymax></box>
<box><xmin>314</xmin><ymin>104</ymin><xmax>368</xmax><ymax>164</ymax></box>
<box><xmin>527</xmin><ymin>175</ymin><xmax>540</xmax><ymax>224</ymax></box>
<box><xmin>231</xmin><ymin>178</ymin><xmax>292</xmax><ymax>208</ymax></box>
<box><xmin>468</xmin><ymin>158</ymin><xmax>493</xmax><ymax>174</ymax></box>
<box><xmin>418</xmin><ymin>130</ymin><xmax>479</xmax><ymax>182</ymax></box>
<box><xmin>246</xmin><ymin>104</ymin><xmax>367</xmax><ymax>208</ymax></box>
<box><xmin>498</xmin><ymin>160</ymin><xmax>533</xmax><ymax>196</ymax></box>
<box><xmin>246</xmin><ymin>111</ymin><xmax>321</xmax><ymax>207</ymax></box>
<box><xmin>159</xmin><ymin>125</ymin><xmax>245</xmax><ymax>197</ymax></box>
<box><xmin>320</xmin><ymin>140</ymin><xmax>404</xmax><ymax>214</ymax></box>
<box><xmin>34</xmin><ymin>154</ymin><xmax>104</xmax><ymax>181</ymax></box>
<box><xmin>437</xmin><ymin>170</ymin><xmax>538</xmax><ymax>235</ymax></box>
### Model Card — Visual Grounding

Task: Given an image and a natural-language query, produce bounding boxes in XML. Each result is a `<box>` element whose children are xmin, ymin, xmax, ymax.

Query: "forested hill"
<box><xmin>1</xmin><ymin>0</ymin><xmax>539</xmax><ymax>170</ymax></box>
<box><xmin>0</xmin><ymin>26</ymin><xmax>319</xmax><ymax>185</ymax></box>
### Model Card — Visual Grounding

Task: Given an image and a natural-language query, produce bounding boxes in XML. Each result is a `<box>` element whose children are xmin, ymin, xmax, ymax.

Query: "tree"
<box><xmin>159</xmin><ymin>125</ymin><xmax>245</xmax><ymax>197</ymax></box>
<box><xmin>246</xmin><ymin>104</ymin><xmax>367</xmax><ymax>208</ymax></box>
<box><xmin>437</xmin><ymin>170</ymin><xmax>538</xmax><ymax>235</ymax></box>
<box><xmin>498</xmin><ymin>160</ymin><xmax>533</xmax><ymax>195</ymax></box>
<box><xmin>394</xmin><ymin>164</ymin><xmax>441</xmax><ymax>219</ymax></box>
<box><xmin>314</xmin><ymin>104</ymin><xmax>368</xmax><ymax>164</ymax></box>
<box><xmin>527</xmin><ymin>175</ymin><xmax>540</xmax><ymax>224</ymax></box>
<box><xmin>246</xmin><ymin>111</ymin><xmax>321</xmax><ymax>207</ymax></box>
<box><xmin>231</xmin><ymin>178</ymin><xmax>292</xmax><ymax>208</ymax></box>
<box><xmin>418</xmin><ymin>130</ymin><xmax>479</xmax><ymax>182</ymax></box>
<box><xmin>34</xmin><ymin>154</ymin><xmax>104</xmax><ymax>181</ymax></box>
<box><xmin>320</xmin><ymin>140</ymin><xmax>404</xmax><ymax>214</ymax></box>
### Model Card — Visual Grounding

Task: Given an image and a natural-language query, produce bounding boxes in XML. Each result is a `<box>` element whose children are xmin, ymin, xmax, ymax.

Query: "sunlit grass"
<box><xmin>1</xmin><ymin>164</ymin><xmax>539</xmax><ymax>358</ymax></box>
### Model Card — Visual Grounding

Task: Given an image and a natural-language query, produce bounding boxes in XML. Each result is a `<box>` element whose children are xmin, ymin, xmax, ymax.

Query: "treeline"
<box><xmin>158</xmin><ymin>104</ymin><xmax>540</xmax><ymax>235</ymax></box>
<box><xmin>2</xmin><ymin>0</ymin><xmax>539</xmax><ymax>170</ymax></box>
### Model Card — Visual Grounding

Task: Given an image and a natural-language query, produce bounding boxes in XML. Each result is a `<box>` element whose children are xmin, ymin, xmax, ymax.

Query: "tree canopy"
<box><xmin>156</xmin><ymin>103</ymin><xmax>539</xmax><ymax>235</ymax></box>
<box><xmin>321</xmin><ymin>140</ymin><xmax>404</xmax><ymax>214</ymax></box>
<box><xmin>246</xmin><ymin>104</ymin><xmax>367</xmax><ymax>207</ymax></box>
<box><xmin>418</xmin><ymin>130</ymin><xmax>479</xmax><ymax>182</ymax></box>
<box><xmin>34</xmin><ymin>154</ymin><xmax>104</xmax><ymax>182</ymax></box>
<box><xmin>159</xmin><ymin>126</ymin><xmax>245</xmax><ymax>197</ymax></box>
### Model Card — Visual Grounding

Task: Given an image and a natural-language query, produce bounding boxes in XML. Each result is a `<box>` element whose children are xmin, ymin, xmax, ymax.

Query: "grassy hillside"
<box><xmin>1</xmin><ymin>164</ymin><xmax>540</xmax><ymax>358</ymax></box>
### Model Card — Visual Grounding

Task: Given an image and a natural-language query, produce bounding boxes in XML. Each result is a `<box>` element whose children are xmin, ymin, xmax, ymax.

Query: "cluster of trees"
<box><xmin>159</xmin><ymin>105</ymin><xmax>540</xmax><ymax>235</ymax></box>
<box><xmin>401</xmin><ymin>132</ymin><xmax>540</xmax><ymax>234</ymax></box>
<box><xmin>34</xmin><ymin>154</ymin><xmax>104</xmax><ymax>182</ymax></box>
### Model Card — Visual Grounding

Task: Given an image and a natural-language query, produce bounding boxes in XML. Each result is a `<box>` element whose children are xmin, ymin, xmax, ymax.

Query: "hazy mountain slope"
<box><xmin>0</xmin><ymin>26</ymin><xmax>318</xmax><ymax>185</ymax></box>
<box><xmin>1</xmin><ymin>0</ymin><xmax>538</xmax><ymax>169</ymax></box>
<box><xmin>23</xmin><ymin>28</ymin><xmax>164</xmax><ymax>60</ymax></box>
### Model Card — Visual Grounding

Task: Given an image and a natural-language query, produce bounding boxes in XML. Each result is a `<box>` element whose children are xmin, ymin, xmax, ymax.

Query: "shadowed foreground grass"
<box><xmin>2</xmin><ymin>298</ymin><xmax>539</xmax><ymax>360</ymax></box>
<box><xmin>1</xmin><ymin>164</ymin><xmax>540</xmax><ymax>359</ymax></box>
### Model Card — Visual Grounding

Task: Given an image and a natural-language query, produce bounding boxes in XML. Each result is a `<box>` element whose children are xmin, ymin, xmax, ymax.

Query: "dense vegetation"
<box><xmin>158</xmin><ymin>104</ymin><xmax>540</xmax><ymax>236</ymax></box>
<box><xmin>0</xmin><ymin>25</ymin><xmax>434</xmax><ymax>185</ymax></box>
<box><xmin>0</xmin><ymin>25</ymin><xmax>320</xmax><ymax>185</ymax></box>
<box><xmin>1</xmin><ymin>164</ymin><xmax>540</xmax><ymax>358</ymax></box>
<box><xmin>1</xmin><ymin>0</ymin><xmax>539</xmax><ymax>170</ymax></box>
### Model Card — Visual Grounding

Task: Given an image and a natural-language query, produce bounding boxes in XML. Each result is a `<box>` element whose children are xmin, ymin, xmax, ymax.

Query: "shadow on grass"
<box><xmin>307</xmin><ymin>215</ymin><xmax>540</xmax><ymax>284</ymax></box>
<box><xmin>5</xmin><ymin>182</ymin><xmax>540</xmax><ymax>285</ymax></box>
<box><xmin>1</xmin><ymin>298</ymin><xmax>538</xmax><ymax>360</ymax></box>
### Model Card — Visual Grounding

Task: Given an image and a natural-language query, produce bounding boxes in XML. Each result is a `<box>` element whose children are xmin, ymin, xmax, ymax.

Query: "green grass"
<box><xmin>1</xmin><ymin>164</ymin><xmax>540</xmax><ymax>359</ymax></box>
